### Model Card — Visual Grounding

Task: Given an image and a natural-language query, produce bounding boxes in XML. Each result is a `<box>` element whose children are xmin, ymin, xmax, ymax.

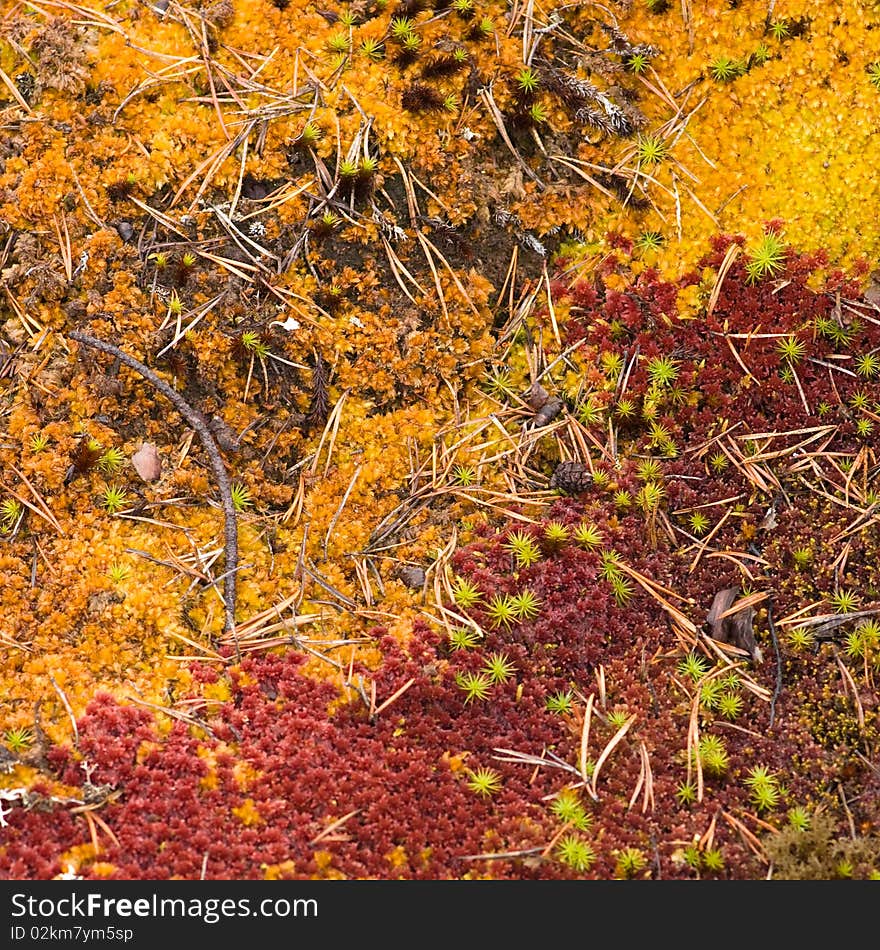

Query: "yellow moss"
<box><xmin>263</xmin><ymin>860</ymin><xmax>297</xmax><ymax>880</ymax></box>
<box><xmin>385</xmin><ymin>844</ymin><xmax>408</xmax><ymax>870</ymax></box>
<box><xmin>57</xmin><ymin>842</ymin><xmax>99</xmax><ymax>875</ymax></box>
<box><xmin>135</xmin><ymin>740</ymin><xmax>161</xmax><ymax>765</ymax></box>
<box><xmin>199</xmin><ymin>771</ymin><xmax>220</xmax><ymax>792</ymax></box>
<box><xmin>202</xmin><ymin>679</ymin><xmax>231</xmax><ymax>703</ymax></box>
<box><xmin>441</xmin><ymin>751</ymin><xmax>471</xmax><ymax>775</ymax></box>
<box><xmin>614</xmin><ymin>0</ymin><xmax>880</xmax><ymax>277</ymax></box>
<box><xmin>232</xmin><ymin>760</ymin><xmax>262</xmax><ymax>792</ymax></box>
<box><xmin>0</xmin><ymin>764</ymin><xmax>48</xmax><ymax>792</ymax></box>
<box><xmin>232</xmin><ymin>797</ymin><xmax>263</xmax><ymax>827</ymax></box>
<box><xmin>311</xmin><ymin>849</ymin><xmax>346</xmax><ymax>880</ymax></box>
<box><xmin>676</xmin><ymin>284</ymin><xmax>704</xmax><ymax>320</ymax></box>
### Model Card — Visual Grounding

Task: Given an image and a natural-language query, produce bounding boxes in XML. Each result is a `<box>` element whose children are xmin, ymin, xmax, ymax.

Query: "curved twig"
<box><xmin>69</xmin><ymin>331</ymin><xmax>239</xmax><ymax>648</ymax></box>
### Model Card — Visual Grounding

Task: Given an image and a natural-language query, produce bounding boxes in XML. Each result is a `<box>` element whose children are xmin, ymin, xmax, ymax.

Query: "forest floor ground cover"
<box><xmin>0</xmin><ymin>0</ymin><xmax>879</xmax><ymax>880</ymax></box>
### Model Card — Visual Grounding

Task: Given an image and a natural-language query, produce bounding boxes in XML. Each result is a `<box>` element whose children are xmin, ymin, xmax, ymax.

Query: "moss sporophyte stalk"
<box><xmin>2</xmin><ymin>0</ymin><xmax>880</xmax><ymax>883</ymax></box>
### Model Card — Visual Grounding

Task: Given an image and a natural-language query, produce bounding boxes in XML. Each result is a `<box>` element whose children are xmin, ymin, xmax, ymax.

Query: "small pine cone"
<box><xmin>550</xmin><ymin>461</ymin><xmax>591</xmax><ymax>495</ymax></box>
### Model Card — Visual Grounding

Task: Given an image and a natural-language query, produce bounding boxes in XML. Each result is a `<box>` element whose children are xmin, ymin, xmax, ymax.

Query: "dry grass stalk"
<box><xmin>688</xmin><ymin>507</ymin><xmax>733</xmax><ymax>573</ymax></box>
<box><xmin>628</xmin><ymin>741</ymin><xmax>655</xmax><ymax>814</ymax></box>
<box><xmin>687</xmin><ymin>686</ymin><xmax>703</xmax><ymax>803</ymax></box>
<box><xmin>351</xmin><ymin>557</ymin><xmax>374</xmax><ymax>608</ymax></box>
<box><xmin>125</xmin><ymin>694</ymin><xmax>215</xmax><ymax>738</ymax></box>
<box><xmin>834</xmin><ymin>650</ymin><xmax>866</xmax><ymax>730</ymax></box>
<box><xmin>124</xmin><ymin>545</ymin><xmax>211</xmax><ymax>586</ymax></box>
<box><xmin>416</xmin><ymin>232</ymin><xmax>451</xmax><ymax>326</ymax></box>
<box><xmin>721</xmin><ymin>810</ymin><xmax>769</xmax><ymax>864</ymax></box>
<box><xmin>615</xmin><ymin>561</ymin><xmax>698</xmax><ymax>633</ymax></box>
<box><xmin>705</xmin><ymin>550</ymin><xmax>767</xmax><ymax>582</ymax></box>
<box><xmin>539</xmin><ymin>821</ymin><xmax>577</xmax><ymax>860</ymax></box>
<box><xmin>230</xmin><ymin>604</ymin><xmax>322</xmax><ymax>647</ymax></box>
<box><xmin>5</xmin><ymin>465</ymin><xmax>64</xmax><ymax>533</ymax></box>
<box><xmin>0</xmin><ymin>63</ymin><xmax>33</xmax><ymax>113</ymax></box>
<box><xmin>308</xmin><ymin>387</ymin><xmax>349</xmax><ymax>479</ymax></box>
<box><xmin>492</xmin><ymin>746</ymin><xmax>585</xmax><ymax>783</ymax></box>
<box><xmin>165</xmin><ymin>629</ymin><xmax>227</xmax><ymax>662</ymax></box>
<box><xmin>418</xmin><ymin>231</ymin><xmax>482</xmax><ymax>318</ymax></box>
<box><xmin>579</xmin><ymin>692</ymin><xmax>594</xmax><ymax>785</ymax></box>
<box><xmin>381</xmin><ymin>237</ymin><xmax>425</xmax><ymax>305</ymax></box>
<box><xmin>699</xmin><ymin>811</ymin><xmax>718</xmax><ymax>852</ymax></box>
<box><xmin>323</xmin><ymin>464</ymin><xmax>362</xmax><ymax>560</ymax></box>
<box><xmin>48</xmin><ymin>674</ymin><xmax>78</xmax><ymax>746</ymax></box>
<box><xmin>717</xmin><ymin>590</ymin><xmax>770</xmax><ymax>620</ymax></box>
<box><xmin>308</xmin><ymin>809</ymin><xmax>361</xmax><ymax>847</ymax></box>
<box><xmin>3</xmin><ymin>285</ymin><xmax>43</xmax><ymax>337</ymax></box>
<box><xmin>52</xmin><ymin>212</ymin><xmax>73</xmax><ymax>282</ymax></box>
<box><xmin>723</xmin><ymin>332</ymin><xmax>758</xmax><ymax>384</ymax></box>
<box><xmin>371</xmin><ymin>677</ymin><xmax>416</xmax><ymax>720</ymax></box>
<box><xmin>479</xmin><ymin>86</ymin><xmax>544</xmax><ymax>188</ymax></box>
<box><xmin>670</xmin><ymin>619</ymin><xmax>699</xmax><ymax>651</ymax></box>
<box><xmin>587</xmin><ymin>714</ymin><xmax>635</xmax><ymax>801</ymax></box>
<box><xmin>80</xmin><ymin>812</ymin><xmax>114</xmax><ymax>856</ymax></box>
<box><xmin>157</xmin><ymin>292</ymin><xmax>225</xmax><ymax>356</ymax></box>
<box><xmin>302</xmin><ymin>560</ymin><xmax>358</xmax><ymax>611</ymax></box>
<box><xmin>547</xmin><ymin>155</ymin><xmax>621</xmax><ymax>201</ymax></box>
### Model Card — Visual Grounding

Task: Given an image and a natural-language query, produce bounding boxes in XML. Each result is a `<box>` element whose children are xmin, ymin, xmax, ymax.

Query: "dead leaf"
<box><xmin>706</xmin><ymin>587</ymin><xmax>762</xmax><ymax>663</ymax></box>
<box><xmin>500</xmin><ymin>166</ymin><xmax>526</xmax><ymax>201</ymax></box>
<box><xmin>395</xmin><ymin>565</ymin><xmax>426</xmax><ymax>590</ymax></box>
<box><xmin>131</xmin><ymin>443</ymin><xmax>161</xmax><ymax>482</ymax></box>
<box><xmin>760</xmin><ymin>506</ymin><xmax>778</xmax><ymax>531</ymax></box>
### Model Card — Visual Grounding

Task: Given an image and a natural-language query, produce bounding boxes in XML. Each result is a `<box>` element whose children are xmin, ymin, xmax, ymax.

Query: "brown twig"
<box><xmin>69</xmin><ymin>331</ymin><xmax>240</xmax><ymax>646</ymax></box>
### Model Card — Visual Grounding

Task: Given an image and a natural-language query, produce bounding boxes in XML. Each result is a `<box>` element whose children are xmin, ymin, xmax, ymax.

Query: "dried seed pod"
<box><xmin>550</xmin><ymin>460</ymin><xmax>592</xmax><ymax>495</ymax></box>
<box><xmin>114</xmin><ymin>221</ymin><xmax>134</xmax><ymax>243</ymax></box>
